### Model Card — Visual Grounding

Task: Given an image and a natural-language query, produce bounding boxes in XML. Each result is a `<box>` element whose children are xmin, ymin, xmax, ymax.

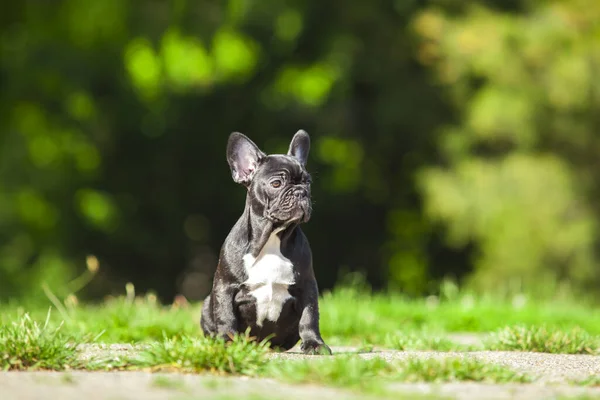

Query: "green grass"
<box><xmin>7</xmin><ymin>303</ymin><xmax>600</xmax><ymax>397</ymax></box>
<box><xmin>265</xmin><ymin>355</ymin><xmax>530</xmax><ymax>391</ymax></box>
<box><xmin>265</xmin><ymin>356</ymin><xmax>396</xmax><ymax>392</ymax></box>
<box><xmin>0</xmin><ymin>311</ymin><xmax>88</xmax><ymax>371</ymax></box>
<box><xmin>1</xmin><ymin>282</ymin><xmax>600</xmax><ymax>386</ymax></box>
<box><xmin>0</xmin><ymin>311</ymin><xmax>270</xmax><ymax>374</ymax></box>
<box><xmin>1</xmin><ymin>295</ymin><xmax>199</xmax><ymax>343</ymax></box>
<box><xmin>319</xmin><ymin>285</ymin><xmax>600</xmax><ymax>345</ymax></box>
<box><xmin>383</xmin><ymin>333</ymin><xmax>463</xmax><ymax>351</ymax></box>
<box><xmin>129</xmin><ymin>332</ymin><xmax>270</xmax><ymax>374</ymax></box>
<box><xmin>398</xmin><ymin>357</ymin><xmax>531</xmax><ymax>383</ymax></box>
<box><xmin>3</xmin><ymin>283</ymin><xmax>600</xmax><ymax>346</ymax></box>
<box><xmin>67</xmin><ymin>297</ymin><xmax>199</xmax><ymax>342</ymax></box>
<box><xmin>486</xmin><ymin>325</ymin><xmax>599</xmax><ymax>354</ymax></box>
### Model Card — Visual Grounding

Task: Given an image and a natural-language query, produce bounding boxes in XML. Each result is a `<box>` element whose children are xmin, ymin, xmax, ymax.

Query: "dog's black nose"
<box><xmin>294</xmin><ymin>188</ymin><xmax>308</xmax><ymax>198</ymax></box>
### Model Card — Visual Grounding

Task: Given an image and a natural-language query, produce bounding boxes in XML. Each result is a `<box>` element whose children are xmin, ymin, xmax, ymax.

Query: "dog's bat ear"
<box><xmin>287</xmin><ymin>130</ymin><xmax>310</xmax><ymax>166</ymax></box>
<box><xmin>227</xmin><ymin>132</ymin><xmax>266</xmax><ymax>185</ymax></box>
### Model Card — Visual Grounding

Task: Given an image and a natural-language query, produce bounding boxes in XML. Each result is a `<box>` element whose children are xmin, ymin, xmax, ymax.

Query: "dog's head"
<box><xmin>226</xmin><ymin>130</ymin><xmax>312</xmax><ymax>225</ymax></box>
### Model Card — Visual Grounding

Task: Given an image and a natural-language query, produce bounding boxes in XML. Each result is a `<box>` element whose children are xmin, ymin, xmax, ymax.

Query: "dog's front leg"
<box><xmin>211</xmin><ymin>279</ymin><xmax>240</xmax><ymax>340</ymax></box>
<box><xmin>298</xmin><ymin>280</ymin><xmax>332</xmax><ymax>355</ymax></box>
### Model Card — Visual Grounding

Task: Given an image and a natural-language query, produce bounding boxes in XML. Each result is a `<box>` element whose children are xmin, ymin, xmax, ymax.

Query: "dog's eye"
<box><xmin>271</xmin><ymin>180</ymin><xmax>282</xmax><ymax>188</ymax></box>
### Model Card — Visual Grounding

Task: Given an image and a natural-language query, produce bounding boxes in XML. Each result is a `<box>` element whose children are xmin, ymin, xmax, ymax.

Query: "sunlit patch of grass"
<box><xmin>265</xmin><ymin>355</ymin><xmax>530</xmax><ymax>392</ymax></box>
<box><xmin>486</xmin><ymin>325</ymin><xmax>599</xmax><ymax>354</ymax></box>
<box><xmin>398</xmin><ymin>357</ymin><xmax>531</xmax><ymax>383</ymax></box>
<box><xmin>63</xmin><ymin>295</ymin><xmax>201</xmax><ymax>343</ymax></box>
<box><xmin>383</xmin><ymin>333</ymin><xmax>463</xmax><ymax>351</ymax></box>
<box><xmin>2</xmin><ymin>294</ymin><xmax>201</xmax><ymax>344</ymax></box>
<box><xmin>0</xmin><ymin>311</ymin><xmax>88</xmax><ymax>371</ymax></box>
<box><xmin>319</xmin><ymin>278</ymin><xmax>600</xmax><ymax>343</ymax></box>
<box><xmin>3</xmin><ymin>280</ymin><xmax>600</xmax><ymax>349</ymax></box>
<box><xmin>130</xmin><ymin>332</ymin><xmax>271</xmax><ymax>374</ymax></box>
<box><xmin>265</xmin><ymin>356</ymin><xmax>394</xmax><ymax>392</ymax></box>
<box><xmin>0</xmin><ymin>311</ymin><xmax>271</xmax><ymax>374</ymax></box>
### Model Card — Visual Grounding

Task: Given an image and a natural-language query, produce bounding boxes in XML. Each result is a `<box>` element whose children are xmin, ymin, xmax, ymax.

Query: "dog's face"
<box><xmin>227</xmin><ymin>130</ymin><xmax>312</xmax><ymax>224</ymax></box>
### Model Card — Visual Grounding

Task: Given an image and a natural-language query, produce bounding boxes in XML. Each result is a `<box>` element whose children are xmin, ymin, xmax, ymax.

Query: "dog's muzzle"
<box><xmin>267</xmin><ymin>186</ymin><xmax>312</xmax><ymax>223</ymax></box>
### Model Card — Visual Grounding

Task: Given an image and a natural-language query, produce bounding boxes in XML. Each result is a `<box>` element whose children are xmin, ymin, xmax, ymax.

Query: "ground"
<box><xmin>2</xmin><ymin>287</ymin><xmax>600</xmax><ymax>399</ymax></box>
<box><xmin>3</xmin><ymin>343</ymin><xmax>600</xmax><ymax>400</ymax></box>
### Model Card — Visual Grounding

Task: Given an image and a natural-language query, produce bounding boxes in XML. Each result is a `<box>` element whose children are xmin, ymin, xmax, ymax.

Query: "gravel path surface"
<box><xmin>3</xmin><ymin>344</ymin><xmax>600</xmax><ymax>400</ymax></box>
<box><xmin>2</xmin><ymin>369</ymin><xmax>599</xmax><ymax>400</ymax></box>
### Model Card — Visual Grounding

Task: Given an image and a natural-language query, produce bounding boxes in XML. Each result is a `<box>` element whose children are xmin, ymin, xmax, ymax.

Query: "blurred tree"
<box><xmin>1</xmin><ymin>0</ymin><xmax>598</xmax><ymax>303</ymax></box>
<box><xmin>0</xmin><ymin>0</ymin><xmax>455</xmax><ymax>302</ymax></box>
<box><xmin>415</xmin><ymin>0</ymin><xmax>600</xmax><ymax>296</ymax></box>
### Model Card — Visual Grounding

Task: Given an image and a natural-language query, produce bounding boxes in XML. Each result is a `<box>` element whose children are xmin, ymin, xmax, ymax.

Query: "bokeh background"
<box><xmin>2</xmin><ymin>0</ymin><xmax>600</xmax><ymax>304</ymax></box>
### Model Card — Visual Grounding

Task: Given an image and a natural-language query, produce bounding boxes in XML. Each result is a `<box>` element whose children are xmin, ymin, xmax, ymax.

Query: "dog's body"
<box><xmin>200</xmin><ymin>131</ymin><xmax>331</xmax><ymax>355</ymax></box>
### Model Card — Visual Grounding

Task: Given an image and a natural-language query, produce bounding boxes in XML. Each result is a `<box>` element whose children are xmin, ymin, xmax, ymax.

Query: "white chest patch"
<box><xmin>243</xmin><ymin>230</ymin><xmax>295</xmax><ymax>327</ymax></box>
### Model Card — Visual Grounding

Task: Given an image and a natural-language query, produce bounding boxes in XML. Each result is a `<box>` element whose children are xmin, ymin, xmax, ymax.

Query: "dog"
<box><xmin>200</xmin><ymin>130</ymin><xmax>331</xmax><ymax>355</ymax></box>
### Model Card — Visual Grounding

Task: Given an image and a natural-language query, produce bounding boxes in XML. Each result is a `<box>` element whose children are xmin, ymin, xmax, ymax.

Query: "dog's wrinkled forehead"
<box><xmin>259</xmin><ymin>155</ymin><xmax>307</xmax><ymax>179</ymax></box>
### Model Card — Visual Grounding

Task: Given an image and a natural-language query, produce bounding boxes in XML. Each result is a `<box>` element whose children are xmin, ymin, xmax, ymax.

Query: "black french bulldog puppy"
<box><xmin>200</xmin><ymin>130</ymin><xmax>331</xmax><ymax>355</ymax></box>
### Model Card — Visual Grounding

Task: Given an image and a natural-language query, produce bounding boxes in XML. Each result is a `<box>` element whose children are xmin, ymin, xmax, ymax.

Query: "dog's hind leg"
<box><xmin>200</xmin><ymin>295</ymin><xmax>215</xmax><ymax>335</ymax></box>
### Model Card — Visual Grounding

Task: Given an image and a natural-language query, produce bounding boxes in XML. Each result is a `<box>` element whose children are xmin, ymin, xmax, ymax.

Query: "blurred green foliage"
<box><xmin>416</xmin><ymin>0</ymin><xmax>600</xmax><ymax>295</ymax></box>
<box><xmin>1</xmin><ymin>0</ymin><xmax>599</xmax><ymax>303</ymax></box>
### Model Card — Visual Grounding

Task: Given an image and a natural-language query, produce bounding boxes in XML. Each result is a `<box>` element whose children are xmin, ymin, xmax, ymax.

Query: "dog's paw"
<box><xmin>301</xmin><ymin>340</ymin><xmax>332</xmax><ymax>355</ymax></box>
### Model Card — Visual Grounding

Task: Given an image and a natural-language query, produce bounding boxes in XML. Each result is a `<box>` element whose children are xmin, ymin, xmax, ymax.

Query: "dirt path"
<box><xmin>3</xmin><ymin>345</ymin><xmax>600</xmax><ymax>400</ymax></box>
<box><xmin>2</xmin><ymin>370</ymin><xmax>600</xmax><ymax>400</ymax></box>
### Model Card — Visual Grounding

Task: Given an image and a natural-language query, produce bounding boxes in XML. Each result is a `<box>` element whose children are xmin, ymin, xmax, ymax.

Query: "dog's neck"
<box><xmin>243</xmin><ymin>194</ymin><xmax>297</xmax><ymax>258</ymax></box>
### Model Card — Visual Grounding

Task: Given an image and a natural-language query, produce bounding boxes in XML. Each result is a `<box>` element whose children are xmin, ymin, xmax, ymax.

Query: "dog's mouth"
<box><xmin>266</xmin><ymin>200</ymin><xmax>311</xmax><ymax>224</ymax></box>
<box><xmin>299</xmin><ymin>202</ymin><xmax>311</xmax><ymax>223</ymax></box>
<box><xmin>264</xmin><ymin>185</ymin><xmax>312</xmax><ymax>224</ymax></box>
